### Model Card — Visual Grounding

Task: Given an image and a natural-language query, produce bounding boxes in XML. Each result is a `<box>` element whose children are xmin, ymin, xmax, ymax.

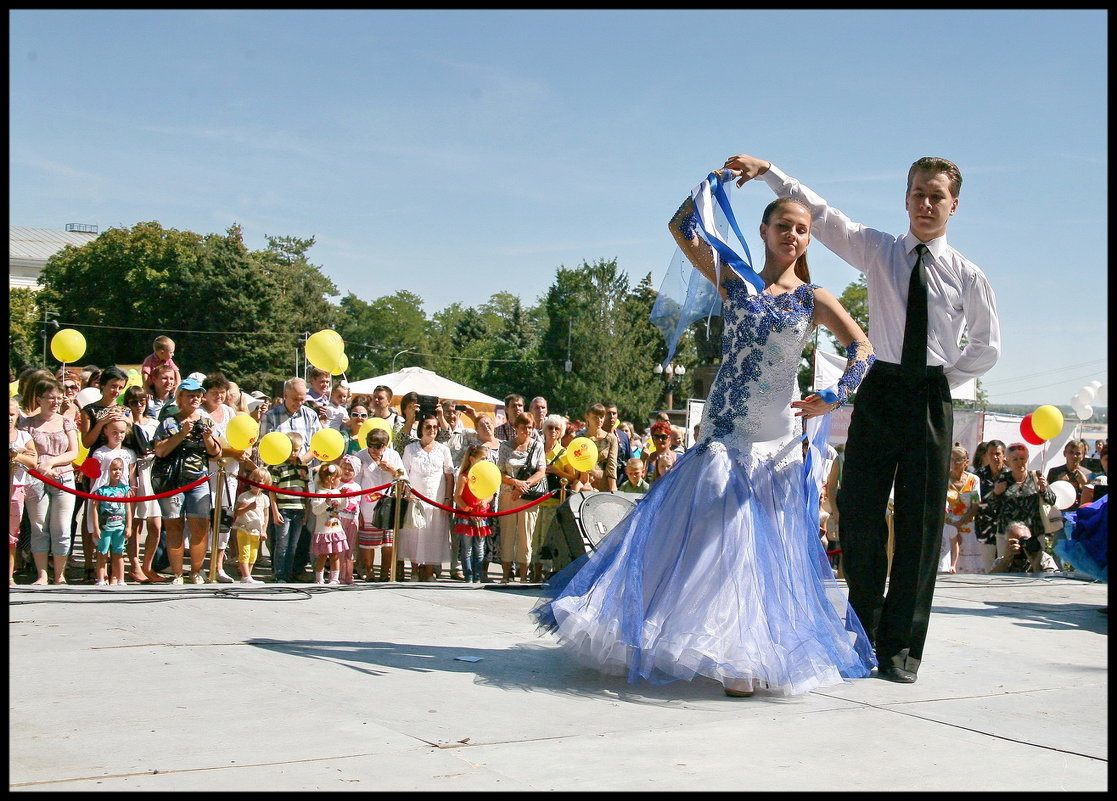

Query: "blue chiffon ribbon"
<box><xmin>650</xmin><ymin>172</ymin><xmax>764</xmax><ymax>367</ymax></box>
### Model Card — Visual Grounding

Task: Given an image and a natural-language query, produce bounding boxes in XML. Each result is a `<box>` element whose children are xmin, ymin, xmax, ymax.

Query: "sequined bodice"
<box><xmin>697</xmin><ymin>281</ymin><xmax>815</xmax><ymax>450</ymax></box>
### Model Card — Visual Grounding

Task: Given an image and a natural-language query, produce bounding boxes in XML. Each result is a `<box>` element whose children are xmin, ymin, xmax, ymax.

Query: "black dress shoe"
<box><xmin>877</xmin><ymin>666</ymin><xmax>917</xmax><ymax>684</ymax></box>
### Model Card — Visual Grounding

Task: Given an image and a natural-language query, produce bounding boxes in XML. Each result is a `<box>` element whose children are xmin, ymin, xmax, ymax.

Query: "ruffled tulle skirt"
<box><xmin>532</xmin><ymin>438</ymin><xmax>876</xmax><ymax>696</ymax></box>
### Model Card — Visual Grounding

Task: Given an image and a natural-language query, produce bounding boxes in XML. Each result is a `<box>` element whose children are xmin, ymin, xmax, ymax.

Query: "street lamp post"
<box><xmin>653</xmin><ymin>362</ymin><xmax>687</xmax><ymax>411</ymax></box>
<box><xmin>391</xmin><ymin>348</ymin><xmax>417</xmax><ymax>372</ymax></box>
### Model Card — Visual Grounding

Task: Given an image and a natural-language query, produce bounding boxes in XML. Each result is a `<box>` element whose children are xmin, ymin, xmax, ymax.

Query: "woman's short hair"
<box><xmin>650</xmin><ymin>420</ymin><xmax>672</xmax><ymax>437</ymax></box>
<box><xmin>367</xmin><ymin>428</ymin><xmax>390</xmax><ymax>447</ymax></box>
<box><xmin>99</xmin><ymin>365</ymin><xmax>129</xmax><ymax>386</ymax></box>
<box><xmin>202</xmin><ymin>372</ymin><xmax>231</xmax><ymax>392</ymax></box>
<box><xmin>1006</xmin><ymin>442</ymin><xmax>1029</xmax><ymax>458</ymax></box>
<box><xmin>512</xmin><ymin>412</ymin><xmax>533</xmax><ymax>428</ymax></box>
<box><xmin>542</xmin><ymin>413</ymin><xmax>566</xmax><ymax>431</ymax></box>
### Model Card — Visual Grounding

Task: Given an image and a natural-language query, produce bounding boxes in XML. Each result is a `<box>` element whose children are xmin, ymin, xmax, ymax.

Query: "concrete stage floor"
<box><xmin>8</xmin><ymin>572</ymin><xmax>1107</xmax><ymax>791</ymax></box>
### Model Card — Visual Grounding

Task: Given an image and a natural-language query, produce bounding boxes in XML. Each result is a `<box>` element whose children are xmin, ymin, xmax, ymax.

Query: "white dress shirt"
<box><xmin>762</xmin><ymin>165</ymin><xmax>1000</xmax><ymax>389</ymax></box>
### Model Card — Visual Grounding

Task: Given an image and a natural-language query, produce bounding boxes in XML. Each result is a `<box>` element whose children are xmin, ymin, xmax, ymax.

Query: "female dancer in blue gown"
<box><xmin>533</xmin><ymin>169</ymin><xmax>878</xmax><ymax>697</ymax></box>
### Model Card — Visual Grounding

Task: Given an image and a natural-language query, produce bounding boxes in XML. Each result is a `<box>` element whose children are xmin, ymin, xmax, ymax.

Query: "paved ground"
<box><xmin>8</xmin><ymin>572</ymin><xmax>1108</xmax><ymax>791</ymax></box>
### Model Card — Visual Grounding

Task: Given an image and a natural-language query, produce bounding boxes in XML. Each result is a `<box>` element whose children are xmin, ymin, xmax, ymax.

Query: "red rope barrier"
<box><xmin>27</xmin><ymin>468</ymin><xmax>209</xmax><ymax>503</ymax></box>
<box><xmin>237</xmin><ymin>475</ymin><xmax>392</xmax><ymax>499</ymax></box>
<box><xmin>407</xmin><ymin>487</ymin><xmax>556</xmax><ymax>517</ymax></box>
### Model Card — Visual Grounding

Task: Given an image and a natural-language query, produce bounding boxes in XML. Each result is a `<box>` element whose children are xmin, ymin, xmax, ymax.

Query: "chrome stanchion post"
<box><xmin>389</xmin><ymin>471</ymin><xmax>407</xmax><ymax>583</ymax></box>
<box><xmin>209</xmin><ymin>464</ymin><xmax>225</xmax><ymax>583</ymax></box>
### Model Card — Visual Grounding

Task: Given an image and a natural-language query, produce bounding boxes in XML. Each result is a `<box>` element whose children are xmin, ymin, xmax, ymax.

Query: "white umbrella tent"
<box><xmin>346</xmin><ymin>366</ymin><xmax>506</xmax><ymax>422</ymax></box>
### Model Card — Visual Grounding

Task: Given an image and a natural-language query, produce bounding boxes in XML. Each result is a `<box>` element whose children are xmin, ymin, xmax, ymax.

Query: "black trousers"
<box><xmin>837</xmin><ymin>361</ymin><xmax>953</xmax><ymax>675</ymax></box>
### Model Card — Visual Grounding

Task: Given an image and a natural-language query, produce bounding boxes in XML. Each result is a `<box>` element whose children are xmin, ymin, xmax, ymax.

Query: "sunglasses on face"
<box><xmin>351</xmin><ymin>412</ymin><xmax>368</xmax><ymax>418</ymax></box>
<box><xmin>64</xmin><ymin>385</ymin><xmax>78</xmax><ymax>391</ymax></box>
<box><xmin>370</xmin><ymin>443</ymin><xmax>386</xmax><ymax>450</ymax></box>
<box><xmin>653</xmin><ymin>434</ymin><xmax>669</xmax><ymax>440</ymax></box>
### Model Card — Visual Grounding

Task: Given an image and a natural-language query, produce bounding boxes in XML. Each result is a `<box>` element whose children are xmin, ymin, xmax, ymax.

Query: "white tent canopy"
<box><xmin>346</xmin><ymin>366</ymin><xmax>504</xmax><ymax>410</ymax></box>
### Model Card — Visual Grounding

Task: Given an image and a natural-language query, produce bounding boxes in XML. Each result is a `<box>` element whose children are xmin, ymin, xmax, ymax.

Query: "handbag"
<box><xmin>372</xmin><ymin>491</ymin><xmax>411</xmax><ymax>531</ymax></box>
<box><xmin>516</xmin><ymin>441</ymin><xmax>548</xmax><ymax>501</ymax></box>
<box><xmin>1039</xmin><ymin>495</ymin><xmax>1064</xmax><ymax>535</ymax></box>
<box><xmin>151</xmin><ymin>448</ymin><xmax>187</xmax><ymax>494</ymax></box>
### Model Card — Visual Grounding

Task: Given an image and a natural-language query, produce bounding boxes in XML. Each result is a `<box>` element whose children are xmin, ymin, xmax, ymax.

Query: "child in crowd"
<box><xmin>618</xmin><ymin>457</ymin><xmax>650</xmax><ymax>494</ymax></box>
<box><xmin>90</xmin><ymin>457</ymin><xmax>132</xmax><ymax>585</ymax></box>
<box><xmin>141</xmin><ymin>335</ymin><xmax>181</xmax><ymax>391</ymax></box>
<box><xmin>231</xmin><ymin>467</ymin><xmax>273</xmax><ymax>583</ymax></box>
<box><xmin>337</xmin><ymin>456</ymin><xmax>362</xmax><ymax>584</ymax></box>
<box><xmin>266</xmin><ymin>432</ymin><xmax>309</xmax><ymax>584</ymax></box>
<box><xmin>9</xmin><ymin>397</ymin><xmax>39</xmax><ymax>585</ymax></box>
<box><xmin>87</xmin><ymin>418</ymin><xmax>137</xmax><ymax>537</ymax></box>
<box><xmin>452</xmin><ymin>444</ymin><xmax>493</xmax><ymax>584</ymax></box>
<box><xmin>309</xmin><ymin>463</ymin><xmax>349</xmax><ymax>585</ymax></box>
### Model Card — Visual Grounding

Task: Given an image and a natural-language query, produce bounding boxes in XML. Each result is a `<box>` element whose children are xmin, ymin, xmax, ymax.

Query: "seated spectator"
<box><xmin>618</xmin><ymin>457</ymin><xmax>650</xmax><ymax>494</ymax></box>
<box><xmin>990</xmin><ymin>521</ymin><xmax>1057</xmax><ymax>573</ymax></box>
<box><xmin>1047</xmin><ymin>439</ymin><xmax>1092</xmax><ymax>512</ymax></box>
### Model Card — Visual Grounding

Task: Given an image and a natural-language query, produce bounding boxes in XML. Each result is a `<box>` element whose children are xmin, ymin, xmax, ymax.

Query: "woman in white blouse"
<box><xmin>399</xmin><ymin>413</ymin><xmax>455</xmax><ymax>582</ymax></box>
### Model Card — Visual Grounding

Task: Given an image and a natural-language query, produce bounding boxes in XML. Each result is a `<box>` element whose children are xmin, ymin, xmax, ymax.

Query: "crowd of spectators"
<box><xmin>9</xmin><ymin>336</ymin><xmax>680</xmax><ymax>586</ymax></box>
<box><xmin>10</xmin><ymin>336</ymin><xmax>1107</xmax><ymax>585</ymax></box>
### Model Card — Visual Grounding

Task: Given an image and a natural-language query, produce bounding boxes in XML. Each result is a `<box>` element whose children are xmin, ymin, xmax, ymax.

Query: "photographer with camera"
<box><xmin>393</xmin><ymin>391</ymin><xmax>451</xmax><ymax>456</ymax></box>
<box><xmin>990</xmin><ymin>521</ymin><xmax>1057</xmax><ymax>573</ymax></box>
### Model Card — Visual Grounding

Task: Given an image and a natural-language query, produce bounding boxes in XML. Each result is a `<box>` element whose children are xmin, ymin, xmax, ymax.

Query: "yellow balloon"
<box><xmin>305</xmin><ymin>329</ymin><xmax>344</xmax><ymax>372</ymax></box>
<box><xmin>566</xmin><ymin>437</ymin><xmax>599</xmax><ymax>472</ymax></box>
<box><xmin>310</xmin><ymin>428</ymin><xmax>345</xmax><ymax>462</ymax></box>
<box><xmin>357</xmin><ymin>416</ymin><xmax>393</xmax><ymax>448</ymax></box>
<box><xmin>331</xmin><ymin>352</ymin><xmax>349</xmax><ymax>376</ymax></box>
<box><xmin>468</xmin><ymin>460</ymin><xmax>501</xmax><ymax>500</ymax></box>
<box><xmin>73</xmin><ymin>439</ymin><xmax>89</xmax><ymax>467</ymax></box>
<box><xmin>9</xmin><ymin>381</ymin><xmax>17</xmax><ymax>397</ymax></box>
<box><xmin>1031</xmin><ymin>405</ymin><xmax>1064</xmax><ymax>441</ymax></box>
<box><xmin>226</xmin><ymin>413</ymin><xmax>260</xmax><ymax>451</ymax></box>
<box><xmin>258</xmin><ymin>431</ymin><xmax>293</xmax><ymax>466</ymax></box>
<box><xmin>50</xmin><ymin>329</ymin><xmax>87</xmax><ymax>363</ymax></box>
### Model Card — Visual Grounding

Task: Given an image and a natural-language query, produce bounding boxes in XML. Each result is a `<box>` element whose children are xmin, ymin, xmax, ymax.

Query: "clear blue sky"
<box><xmin>10</xmin><ymin>10</ymin><xmax>1107</xmax><ymax>407</ymax></box>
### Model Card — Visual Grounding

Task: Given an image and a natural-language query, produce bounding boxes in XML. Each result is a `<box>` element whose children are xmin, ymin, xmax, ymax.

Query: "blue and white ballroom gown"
<box><xmin>533</xmin><ymin>277</ymin><xmax>877</xmax><ymax>696</ymax></box>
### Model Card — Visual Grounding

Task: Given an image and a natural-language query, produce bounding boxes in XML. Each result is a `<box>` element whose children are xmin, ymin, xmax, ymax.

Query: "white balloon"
<box><xmin>1049</xmin><ymin>480</ymin><xmax>1077</xmax><ymax>511</ymax></box>
<box><xmin>1087</xmin><ymin>380</ymin><xmax>1103</xmax><ymax>391</ymax></box>
<box><xmin>1070</xmin><ymin>395</ymin><xmax>1089</xmax><ymax>417</ymax></box>
<box><xmin>1077</xmin><ymin>385</ymin><xmax>1097</xmax><ymax>403</ymax></box>
<box><xmin>1077</xmin><ymin>403</ymin><xmax>1094</xmax><ymax>421</ymax></box>
<box><xmin>1094</xmin><ymin>384</ymin><xmax>1107</xmax><ymax>406</ymax></box>
<box><xmin>74</xmin><ymin>387</ymin><xmax>102</xmax><ymax>408</ymax></box>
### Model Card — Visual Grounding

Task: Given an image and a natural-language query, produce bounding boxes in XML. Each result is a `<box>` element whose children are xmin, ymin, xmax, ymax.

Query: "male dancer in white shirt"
<box><xmin>725</xmin><ymin>153</ymin><xmax>1000</xmax><ymax>683</ymax></box>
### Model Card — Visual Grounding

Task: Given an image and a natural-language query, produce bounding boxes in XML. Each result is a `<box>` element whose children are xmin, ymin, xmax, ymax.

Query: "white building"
<box><xmin>9</xmin><ymin>224</ymin><xmax>99</xmax><ymax>290</ymax></box>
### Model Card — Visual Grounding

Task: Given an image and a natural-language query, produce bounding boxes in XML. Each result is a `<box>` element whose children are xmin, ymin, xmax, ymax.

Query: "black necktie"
<box><xmin>901</xmin><ymin>243</ymin><xmax>928</xmax><ymax>376</ymax></box>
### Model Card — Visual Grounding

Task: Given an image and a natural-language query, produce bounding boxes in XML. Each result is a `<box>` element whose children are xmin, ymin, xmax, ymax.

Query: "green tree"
<box><xmin>335</xmin><ymin>290</ymin><xmax>427</xmax><ymax>379</ymax></box>
<box><xmin>8</xmin><ymin>288</ymin><xmax>43</xmax><ymax>375</ymax></box>
<box><xmin>538</xmin><ymin>259</ymin><xmax>665</xmax><ymax>421</ymax></box>
<box><xmin>35</xmin><ymin>221</ymin><xmax>339</xmax><ymax>392</ymax></box>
